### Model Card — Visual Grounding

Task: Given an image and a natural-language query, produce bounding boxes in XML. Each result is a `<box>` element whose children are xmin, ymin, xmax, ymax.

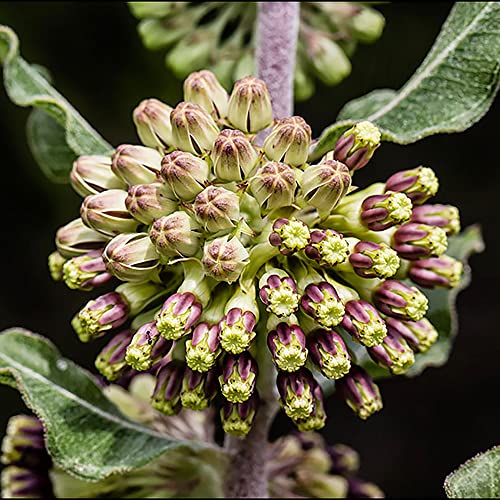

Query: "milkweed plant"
<box><xmin>0</xmin><ymin>2</ymin><xmax>497</xmax><ymax>498</ymax></box>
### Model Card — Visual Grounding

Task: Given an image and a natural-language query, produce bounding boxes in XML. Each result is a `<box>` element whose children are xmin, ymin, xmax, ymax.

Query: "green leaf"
<box><xmin>0</xmin><ymin>328</ymin><xmax>215</xmax><ymax>481</ymax></box>
<box><xmin>444</xmin><ymin>446</ymin><xmax>500</xmax><ymax>498</ymax></box>
<box><xmin>310</xmin><ymin>2</ymin><xmax>500</xmax><ymax>160</ymax></box>
<box><xmin>0</xmin><ymin>25</ymin><xmax>112</xmax><ymax>181</ymax></box>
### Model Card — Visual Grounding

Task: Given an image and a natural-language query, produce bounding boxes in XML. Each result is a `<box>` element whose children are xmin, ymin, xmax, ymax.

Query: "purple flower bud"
<box><xmin>300</xmin><ymin>282</ymin><xmax>345</xmax><ymax>328</ymax></box>
<box><xmin>336</xmin><ymin>365</ymin><xmax>382</xmax><ymax>420</ymax></box>
<box><xmin>385</xmin><ymin>166</ymin><xmax>438</xmax><ymax>205</ymax></box>
<box><xmin>95</xmin><ymin>329</ymin><xmax>134</xmax><ymax>381</ymax></box>
<box><xmin>125</xmin><ymin>183</ymin><xmax>177</xmax><ymax>225</ymax></box>
<box><xmin>259</xmin><ymin>274</ymin><xmax>300</xmax><ymax>317</ymax></box>
<box><xmin>408</xmin><ymin>255</ymin><xmax>463</xmax><ymax>289</ymax></box>
<box><xmin>392</xmin><ymin>222</ymin><xmax>448</xmax><ymax>260</ymax></box>
<box><xmin>348</xmin><ymin>240</ymin><xmax>400</xmax><ymax>279</ymax></box>
<box><xmin>156</xmin><ymin>292</ymin><xmax>202</xmax><ymax>340</ymax></box>
<box><xmin>385</xmin><ymin>317</ymin><xmax>438</xmax><ymax>353</ymax></box>
<box><xmin>180</xmin><ymin>367</ymin><xmax>218</xmax><ymax>411</ymax></box>
<box><xmin>151</xmin><ymin>361</ymin><xmax>185</xmax><ymax>416</ymax></box>
<box><xmin>185</xmin><ymin>322</ymin><xmax>221</xmax><ymax>372</ymax></box>
<box><xmin>341</xmin><ymin>300</ymin><xmax>387</xmax><ymax>347</ymax></box>
<box><xmin>219</xmin><ymin>352</ymin><xmax>258</xmax><ymax>403</ymax></box>
<box><xmin>294</xmin><ymin>382</ymin><xmax>327</xmax><ymax>432</ymax></box>
<box><xmin>308</xmin><ymin>329</ymin><xmax>351</xmax><ymax>379</ymax></box>
<box><xmin>360</xmin><ymin>191</ymin><xmax>412</xmax><ymax>231</ymax></box>
<box><xmin>411</xmin><ymin>204</ymin><xmax>461</xmax><ymax>238</ymax></box>
<box><xmin>268</xmin><ymin>323</ymin><xmax>308</xmax><ymax>372</ymax></box>
<box><xmin>327</xmin><ymin>444</ymin><xmax>360</xmax><ymax>476</ymax></box>
<box><xmin>277</xmin><ymin>368</ymin><xmax>317</xmax><ymax>421</ymax></box>
<box><xmin>367</xmin><ymin>328</ymin><xmax>415</xmax><ymax>375</ymax></box>
<box><xmin>372</xmin><ymin>280</ymin><xmax>428</xmax><ymax>322</ymax></box>
<box><xmin>220</xmin><ymin>393</ymin><xmax>260</xmax><ymax>436</ymax></box>
<box><xmin>269</xmin><ymin>218</ymin><xmax>311</xmax><ymax>256</ymax></box>
<box><xmin>347</xmin><ymin>477</ymin><xmax>385</xmax><ymax>498</ymax></box>
<box><xmin>305</xmin><ymin>229</ymin><xmax>350</xmax><ymax>267</ymax></box>
<box><xmin>48</xmin><ymin>251</ymin><xmax>67</xmax><ymax>282</ymax></box>
<box><xmin>219</xmin><ymin>308</ymin><xmax>257</xmax><ymax>354</ymax></box>
<box><xmin>1</xmin><ymin>466</ymin><xmax>54</xmax><ymax>498</ymax></box>
<box><xmin>62</xmin><ymin>250</ymin><xmax>113</xmax><ymax>291</ymax></box>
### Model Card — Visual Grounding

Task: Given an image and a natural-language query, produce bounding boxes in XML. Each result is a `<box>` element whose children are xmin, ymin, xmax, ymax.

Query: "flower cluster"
<box><xmin>49</xmin><ymin>69</ymin><xmax>463</xmax><ymax>436</ymax></box>
<box><xmin>129</xmin><ymin>2</ymin><xmax>385</xmax><ymax>99</ymax></box>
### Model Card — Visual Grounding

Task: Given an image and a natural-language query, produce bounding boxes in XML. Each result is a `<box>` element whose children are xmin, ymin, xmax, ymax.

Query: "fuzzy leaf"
<box><xmin>310</xmin><ymin>2</ymin><xmax>500</xmax><ymax>160</ymax></box>
<box><xmin>444</xmin><ymin>446</ymin><xmax>500</xmax><ymax>498</ymax></box>
<box><xmin>0</xmin><ymin>25</ymin><xmax>112</xmax><ymax>181</ymax></box>
<box><xmin>0</xmin><ymin>328</ymin><xmax>215</xmax><ymax>481</ymax></box>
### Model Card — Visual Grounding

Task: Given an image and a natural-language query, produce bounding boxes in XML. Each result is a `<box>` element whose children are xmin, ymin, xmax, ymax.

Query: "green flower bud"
<box><xmin>103</xmin><ymin>232</ymin><xmax>160</xmax><ymax>282</ymax></box>
<box><xmin>133</xmin><ymin>98</ymin><xmax>174</xmax><ymax>151</ymax></box>
<box><xmin>348</xmin><ymin>6</ymin><xmax>385</xmax><ymax>43</ymax></box>
<box><xmin>170</xmin><ymin>101</ymin><xmax>220</xmax><ymax>155</ymax></box>
<box><xmin>368</xmin><ymin>329</ymin><xmax>415</xmax><ymax>375</ymax></box>
<box><xmin>259</xmin><ymin>271</ymin><xmax>300</xmax><ymax>317</ymax></box>
<box><xmin>149</xmin><ymin>211</ymin><xmax>202</xmax><ymax>259</ymax></box>
<box><xmin>161</xmin><ymin>150</ymin><xmax>210</xmax><ymax>201</ymax></box>
<box><xmin>360</xmin><ymin>191</ymin><xmax>413</xmax><ymax>231</ymax></box>
<box><xmin>305</xmin><ymin>229</ymin><xmax>350</xmax><ymax>267</ymax></box>
<box><xmin>219</xmin><ymin>352</ymin><xmax>257</xmax><ymax>403</ymax></box>
<box><xmin>227</xmin><ymin>77</ymin><xmax>273</xmax><ymax>133</ymax></box>
<box><xmin>202</xmin><ymin>235</ymin><xmax>249</xmax><ymax>283</ymax></box>
<box><xmin>211</xmin><ymin>129</ymin><xmax>259</xmax><ymax>181</ymax></box>
<box><xmin>300</xmin><ymin>283</ymin><xmax>346</xmax><ymax>329</ymax></box>
<box><xmin>129</xmin><ymin>2</ymin><xmax>184</xmax><ymax>19</ymax></box>
<box><xmin>294</xmin><ymin>56</ymin><xmax>315</xmax><ymax>102</ymax></box>
<box><xmin>48</xmin><ymin>251</ymin><xmax>67</xmax><ymax>281</ymax></box>
<box><xmin>151</xmin><ymin>362</ymin><xmax>184</xmax><ymax>416</ymax></box>
<box><xmin>125</xmin><ymin>182</ymin><xmax>178</xmax><ymax>224</ymax></box>
<box><xmin>220</xmin><ymin>394</ymin><xmax>259</xmax><ymax>436</ymax></box>
<box><xmin>268</xmin><ymin>323</ymin><xmax>308</xmax><ymax>372</ymax></box>
<box><xmin>308</xmin><ymin>330</ymin><xmax>351</xmax><ymax>380</ymax></box>
<box><xmin>342</xmin><ymin>300</ymin><xmax>387</xmax><ymax>347</ymax></box>
<box><xmin>386</xmin><ymin>317</ymin><xmax>438</xmax><ymax>353</ymax></box>
<box><xmin>249</xmin><ymin>161</ymin><xmax>297</xmax><ymax>212</ymax></box>
<box><xmin>183</xmin><ymin>69</ymin><xmax>229</xmax><ymax>119</ymax></box>
<box><xmin>1</xmin><ymin>465</ymin><xmax>53</xmax><ymax>498</ymax></box>
<box><xmin>269</xmin><ymin>218</ymin><xmax>311</xmax><ymax>256</ymax></box>
<box><xmin>263</xmin><ymin>116</ymin><xmax>312</xmax><ymax>167</ymax></box>
<box><xmin>392</xmin><ymin>223</ymin><xmax>448</xmax><ymax>260</ymax></box>
<box><xmin>62</xmin><ymin>250</ymin><xmax>111</xmax><ymax>291</ymax></box>
<box><xmin>55</xmin><ymin>218</ymin><xmax>110</xmax><ymax>259</ymax></box>
<box><xmin>294</xmin><ymin>384</ymin><xmax>327</xmax><ymax>433</ymax></box>
<box><xmin>194</xmin><ymin>186</ymin><xmax>240</xmax><ymax>233</ymax></box>
<box><xmin>346</xmin><ymin>240</ymin><xmax>400</xmax><ymax>279</ymax></box>
<box><xmin>185</xmin><ymin>322</ymin><xmax>221</xmax><ymax>372</ymax></box>
<box><xmin>95</xmin><ymin>329</ymin><xmax>134</xmax><ymax>381</ymax></box>
<box><xmin>180</xmin><ymin>368</ymin><xmax>218</xmax><ymax>411</ymax></box>
<box><xmin>385</xmin><ymin>166</ymin><xmax>439</xmax><ymax>205</ymax></box>
<box><xmin>277</xmin><ymin>369</ymin><xmax>316</xmax><ymax>420</ymax></box>
<box><xmin>70</xmin><ymin>155</ymin><xmax>126</xmax><ymax>197</ymax></box>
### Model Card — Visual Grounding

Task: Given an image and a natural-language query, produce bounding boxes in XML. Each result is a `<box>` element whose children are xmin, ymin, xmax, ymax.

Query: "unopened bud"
<box><xmin>95</xmin><ymin>329</ymin><xmax>134</xmax><ymax>381</ymax></box>
<box><xmin>103</xmin><ymin>232</ymin><xmax>160</xmax><ymax>282</ymax></box>
<box><xmin>194</xmin><ymin>186</ymin><xmax>240</xmax><ymax>232</ymax></box>
<box><xmin>185</xmin><ymin>322</ymin><xmax>221</xmax><ymax>372</ymax></box>
<box><xmin>220</xmin><ymin>393</ymin><xmax>259</xmax><ymax>436</ymax></box>
<box><xmin>133</xmin><ymin>98</ymin><xmax>173</xmax><ymax>151</ymax></box>
<box><xmin>294</xmin><ymin>383</ymin><xmax>326</xmax><ymax>432</ymax></box>
<box><xmin>373</xmin><ymin>279</ymin><xmax>428</xmax><ymax>322</ymax></box>
<box><xmin>334</xmin><ymin>121</ymin><xmax>381</xmax><ymax>171</ymax></box>
<box><xmin>386</xmin><ymin>317</ymin><xmax>438</xmax><ymax>353</ymax></box>
<box><xmin>156</xmin><ymin>292</ymin><xmax>202</xmax><ymax>340</ymax></box>
<box><xmin>347</xmin><ymin>477</ymin><xmax>385</xmax><ymax>498</ymax></box>
<box><xmin>341</xmin><ymin>300</ymin><xmax>387</xmax><ymax>347</ymax></box>
<box><xmin>125</xmin><ymin>182</ymin><xmax>177</xmax><ymax>224</ymax></box>
<box><xmin>211</xmin><ymin>129</ymin><xmax>259</xmax><ymax>181</ymax></box>
<box><xmin>411</xmin><ymin>204</ymin><xmax>460</xmax><ymax>235</ymax></box>
<box><xmin>111</xmin><ymin>144</ymin><xmax>163</xmax><ymax>186</ymax></box>
<box><xmin>301</xmin><ymin>282</ymin><xmax>345</xmax><ymax>328</ymax></box>
<box><xmin>305</xmin><ymin>229</ymin><xmax>350</xmax><ymax>266</ymax></box>
<box><xmin>308</xmin><ymin>329</ymin><xmax>351</xmax><ymax>379</ymax></box>
<box><xmin>151</xmin><ymin>361</ymin><xmax>184</xmax><ymax>415</ymax></box>
<box><xmin>392</xmin><ymin>222</ymin><xmax>448</xmax><ymax>260</ymax></box>
<box><xmin>408</xmin><ymin>255</ymin><xmax>463</xmax><ymax>288</ymax></box>
<box><xmin>360</xmin><ymin>191</ymin><xmax>412</xmax><ymax>231</ymax></box>
<box><xmin>180</xmin><ymin>367</ymin><xmax>218</xmax><ymax>411</ymax></box>
<box><xmin>170</xmin><ymin>101</ymin><xmax>220</xmax><ymax>155</ymax></box>
<box><xmin>348</xmin><ymin>240</ymin><xmax>400</xmax><ymax>279</ymax></box>
<box><xmin>263</xmin><ymin>116</ymin><xmax>312</xmax><ymax>167</ymax></box>
<box><xmin>62</xmin><ymin>249</ymin><xmax>112</xmax><ymax>291</ymax></box>
<box><xmin>219</xmin><ymin>352</ymin><xmax>258</xmax><ymax>403</ymax></box>
<box><xmin>259</xmin><ymin>272</ymin><xmax>300</xmax><ymax>317</ymax></box>
<box><xmin>227</xmin><ymin>77</ymin><xmax>273</xmax><ymax>133</ymax></box>
<box><xmin>219</xmin><ymin>308</ymin><xmax>257</xmax><ymax>355</ymax></box>
<box><xmin>367</xmin><ymin>328</ymin><xmax>415</xmax><ymax>375</ymax></box>
<box><xmin>385</xmin><ymin>166</ymin><xmax>439</xmax><ymax>205</ymax></box>
<box><xmin>55</xmin><ymin>218</ymin><xmax>110</xmax><ymax>258</ymax></box>
<box><xmin>328</xmin><ymin>444</ymin><xmax>360</xmax><ymax>476</ymax></box>
<box><xmin>348</xmin><ymin>6</ymin><xmax>385</xmax><ymax>43</ymax></box>
<box><xmin>269</xmin><ymin>218</ymin><xmax>311</xmax><ymax>256</ymax></box>
<box><xmin>268</xmin><ymin>323</ymin><xmax>308</xmax><ymax>372</ymax></box>
<box><xmin>202</xmin><ymin>235</ymin><xmax>249</xmax><ymax>284</ymax></box>
<box><xmin>183</xmin><ymin>70</ymin><xmax>229</xmax><ymax>119</ymax></box>
<box><xmin>1</xmin><ymin>466</ymin><xmax>53</xmax><ymax>498</ymax></box>
<box><xmin>70</xmin><ymin>155</ymin><xmax>126</xmax><ymax>197</ymax></box>
<box><xmin>277</xmin><ymin>368</ymin><xmax>316</xmax><ymax>420</ymax></box>
<box><xmin>48</xmin><ymin>251</ymin><xmax>67</xmax><ymax>281</ymax></box>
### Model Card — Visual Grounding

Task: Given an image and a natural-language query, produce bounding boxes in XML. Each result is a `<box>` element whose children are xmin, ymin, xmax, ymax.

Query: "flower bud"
<box><xmin>386</xmin><ymin>317</ymin><xmax>438</xmax><ymax>353</ymax></box>
<box><xmin>408</xmin><ymin>255</ymin><xmax>463</xmax><ymax>288</ymax></box>
<box><xmin>95</xmin><ymin>329</ymin><xmax>134</xmax><ymax>381</ymax></box>
<box><xmin>55</xmin><ymin>218</ymin><xmax>110</xmax><ymax>258</ymax></box>
<box><xmin>81</xmin><ymin>189</ymin><xmax>140</xmax><ymax>237</ymax></box>
<box><xmin>341</xmin><ymin>300</ymin><xmax>387</xmax><ymax>347</ymax></box>
<box><xmin>161</xmin><ymin>150</ymin><xmax>209</xmax><ymax>201</ymax></box>
<box><xmin>347</xmin><ymin>477</ymin><xmax>385</xmax><ymax>499</ymax></box>
<box><xmin>294</xmin><ymin>383</ymin><xmax>327</xmax><ymax>432</ymax></box>
<box><xmin>180</xmin><ymin>367</ymin><xmax>218</xmax><ymax>411</ymax></box>
<box><xmin>125</xmin><ymin>182</ymin><xmax>177</xmax><ymax>224</ymax></box>
<box><xmin>392</xmin><ymin>222</ymin><xmax>448</xmax><ymax>260</ymax></box>
<box><xmin>269</xmin><ymin>218</ymin><xmax>311</xmax><ymax>256</ymax></box>
<box><xmin>125</xmin><ymin>321</ymin><xmax>173</xmax><ymax>371</ymax></box>
<box><xmin>305</xmin><ymin>229</ymin><xmax>350</xmax><ymax>266</ymax></box>
<box><xmin>103</xmin><ymin>232</ymin><xmax>160</xmax><ymax>282</ymax></box>
<box><xmin>183</xmin><ymin>70</ymin><xmax>229</xmax><ymax>119</ymax></box>
<box><xmin>327</xmin><ymin>444</ymin><xmax>360</xmax><ymax>476</ymax></box>
<box><xmin>348</xmin><ymin>6</ymin><xmax>385</xmax><ymax>43</ymax></box>
<box><xmin>170</xmin><ymin>101</ymin><xmax>220</xmax><ymax>155</ymax></box>
<box><xmin>308</xmin><ymin>329</ymin><xmax>351</xmax><ymax>380</ymax></box>
<box><xmin>128</xmin><ymin>2</ymin><xmax>182</xmax><ymax>18</ymax></box>
<box><xmin>301</xmin><ymin>160</ymin><xmax>351</xmax><ymax>216</ymax></box>
<box><xmin>360</xmin><ymin>191</ymin><xmax>412</xmax><ymax>231</ymax></box>
<box><xmin>149</xmin><ymin>211</ymin><xmax>201</xmax><ymax>259</ymax></box>
<box><xmin>336</xmin><ymin>365</ymin><xmax>382</xmax><ymax>420</ymax></box>
<box><xmin>156</xmin><ymin>292</ymin><xmax>202</xmax><ymax>341</ymax></box>
<box><xmin>133</xmin><ymin>98</ymin><xmax>173</xmax><ymax>151</ymax></box>
<box><xmin>263</xmin><ymin>116</ymin><xmax>312</xmax><ymax>167</ymax></box>
<box><xmin>348</xmin><ymin>240</ymin><xmax>400</xmax><ymax>279</ymax></box>
<box><xmin>185</xmin><ymin>322</ymin><xmax>221</xmax><ymax>372</ymax></box>
<box><xmin>70</xmin><ymin>155</ymin><xmax>126</xmax><ymax>197</ymax></box>
<box><xmin>194</xmin><ymin>186</ymin><xmax>240</xmax><ymax>232</ymax></box>
<box><xmin>211</xmin><ymin>129</ymin><xmax>259</xmax><ymax>181</ymax></box>
<box><xmin>1</xmin><ymin>466</ymin><xmax>53</xmax><ymax>498</ymax></box>
<box><xmin>301</xmin><ymin>282</ymin><xmax>345</xmax><ymax>328</ymax></box>
<box><xmin>219</xmin><ymin>308</ymin><xmax>257</xmax><ymax>355</ymax></box>
<box><xmin>202</xmin><ymin>235</ymin><xmax>249</xmax><ymax>284</ymax></box>
<box><xmin>411</xmin><ymin>204</ymin><xmax>460</xmax><ymax>235</ymax></box>
<box><xmin>48</xmin><ymin>251</ymin><xmax>67</xmax><ymax>281</ymax></box>
<box><xmin>111</xmin><ymin>144</ymin><xmax>163</xmax><ymax>186</ymax></box>
<box><xmin>259</xmin><ymin>273</ymin><xmax>300</xmax><ymax>317</ymax></box>
<box><xmin>219</xmin><ymin>352</ymin><xmax>257</xmax><ymax>403</ymax></box>
<box><xmin>373</xmin><ymin>279</ymin><xmax>428</xmax><ymax>322</ymax></box>
<box><xmin>227</xmin><ymin>76</ymin><xmax>273</xmax><ymax>133</ymax></box>
<box><xmin>268</xmin><ymin>323</ymin><xmax>308</xmax><ymax>372</ymax></box>
<box><xmin>250</xmin><ymin>161</ymin><xmax>297</xmax><ymax>212</ymax></box>
<box><xmin>367</xmin><ymin>328</ymin><xmax>415</xmax><ymax>375</ymax></box>
<box><xmin>334</xmin><ymin>121</ymin><xmax>381</xmax><ymax>171</ymax></box>
<box><xmin>151</xmin><ymin>361</ymin><xmax>185</xmax><ymax>415</ymax></box>
<box><xmin>71</xmin><ymin>291</ymin><xmax>129</xmax><ymax>342</ymax></box>
<box><xmin>220</xmin><ymin>393</ymin><xmax>259</xmax><ymax>436</ymax></box>
<box><xmin>277</xmin><ymin>368</ymin><xmax>316</xmax><ymax>420</ymax></box>
<box><xmin>62</xmin><ymin>249</ymin><xmax>112</xmax><ymax>291</ymax></box>
<box><xmin>385</xmin><ymin>166</ymin><xmax>439</xmax><ymax>204</ymax></box>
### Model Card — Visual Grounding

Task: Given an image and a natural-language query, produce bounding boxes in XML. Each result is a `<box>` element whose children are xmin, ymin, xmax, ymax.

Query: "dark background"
<box><xmin>0</xmin><ymin>2</ymin><xmax>498</xmax><ymax>498</ymax></box>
